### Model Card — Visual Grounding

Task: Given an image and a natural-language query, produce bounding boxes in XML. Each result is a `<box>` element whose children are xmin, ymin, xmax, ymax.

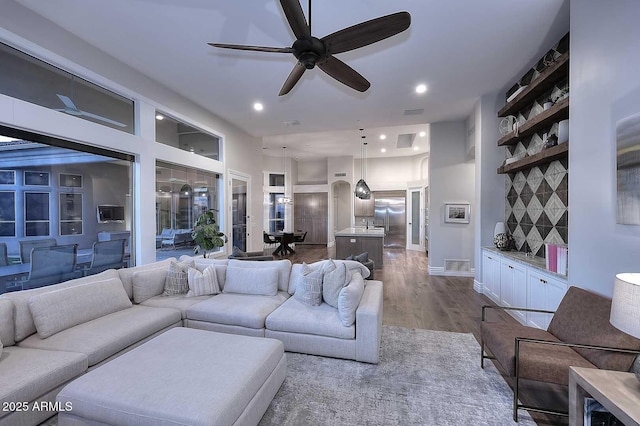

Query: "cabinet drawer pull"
<box><xmin>488</xmin><ymin>256</ymin><xmax>492</xmax><ymax>260</ymax></box>
<box><xmin>540</xmin><ymin>279</ymin><xmax>547</xmax><ymax>284</ymax></box>
<box><xmin>509</xmin><ymin>265</ymin><xmax>514</xmax><ymax>269</ymax></box>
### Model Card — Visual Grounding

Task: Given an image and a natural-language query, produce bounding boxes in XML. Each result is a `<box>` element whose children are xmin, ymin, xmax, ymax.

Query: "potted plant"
<box><xmin>191</xmin><ymin>209</ymin><xmax>227</xmax><ymax>258</ymax></box>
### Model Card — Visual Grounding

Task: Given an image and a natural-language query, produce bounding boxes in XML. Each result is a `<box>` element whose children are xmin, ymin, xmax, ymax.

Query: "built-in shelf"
<box><xmin>497</xmin><ymin>97</ymin><xmax>569</xmax><ymax>146</ymax></box>
<box><xmin>497</xmin><ymin>143</ymin><xmax>568</xmax><ymax>174</ymax></box>
<box><xmin>498</xmin><ymin>53</ymin><xmax>569</xmax><ymax>118</ymax></box>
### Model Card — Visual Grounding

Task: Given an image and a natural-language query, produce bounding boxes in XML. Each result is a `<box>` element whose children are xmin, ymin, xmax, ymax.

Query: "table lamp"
<box><xmin>610</xmin><ymin>273</ymin><xmax>640</xmax><ymax>381</ymax></box>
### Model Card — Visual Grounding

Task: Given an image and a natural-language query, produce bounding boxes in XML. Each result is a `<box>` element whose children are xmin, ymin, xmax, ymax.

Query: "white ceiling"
<box><xmin>15</xmin><ymin>0</ymin><xmax>569</xmax><ymax>159</ymax></box>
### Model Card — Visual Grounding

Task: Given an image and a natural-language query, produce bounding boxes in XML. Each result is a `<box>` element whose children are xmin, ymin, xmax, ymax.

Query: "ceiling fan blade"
<box><xmin>317</xmin><ymin>55</ymin><xmax>370</xmax><ymax>92</ymax></box>
<box><xmin>78</xmin><ymin>110</ymin><xmax>127</xmax><ymax>128</ymax></box>
<box><xmin>207</xmin><ymin>43</ymin><xmax>293</xmax><ymax>54</ymax></box>
<box><xmin>280</xmin><ymin>0</ymin><xmax>310</xmax><ymax>39</ymax></box>
<box><xmin>322</xmin><ymin>11</ymin><xmax>411</xmax><ymax>55</ymax></box>
<box><xmin>279</xmin><ymin>62</ymin><xmax>306</xmax><ymax>96</ymax></box>
<box><xmin>56</xmin><ymin>94</ymin><xmax>79</xmax><ymax>111</ymax></box>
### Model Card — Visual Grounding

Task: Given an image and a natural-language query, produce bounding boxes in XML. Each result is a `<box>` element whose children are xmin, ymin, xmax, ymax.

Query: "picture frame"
<box><xmin>445</xmin><ymin>203</ymin><xmax>470</xmax><ymax>224</ymax></box>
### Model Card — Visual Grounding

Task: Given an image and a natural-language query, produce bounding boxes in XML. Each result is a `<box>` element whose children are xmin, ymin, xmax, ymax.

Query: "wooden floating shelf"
<box><xmin>498</xmin><ymin>97</ymin><xmax>569</xmax><ymax>146</ymax></box>
<box><xmin>497</xmin><ymin>143</ymin><xmax>568</xmax><ymax>174</ymax></box>
<box><xmin>498</xmin><ymin>53</ymin><xmax>569</xmax><ymax>118</ymax></box>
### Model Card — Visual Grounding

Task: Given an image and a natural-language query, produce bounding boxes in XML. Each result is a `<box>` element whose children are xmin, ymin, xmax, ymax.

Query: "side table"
<box><xmin>569</xmin><ymin>367</ymin><xmax>640</xmax><ymax>426</ymax></box>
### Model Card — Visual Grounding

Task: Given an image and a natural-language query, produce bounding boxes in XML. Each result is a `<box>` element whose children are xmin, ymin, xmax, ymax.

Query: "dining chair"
<box><xmin>84</xmin><ymin>239</ymin><xmax>126</xmax><ymax>276</ymax></box>
<box><xmin>19</xmin><ymin>238</ymin><xmax>57</xmax><ymax>263</ymax></box>
<box><xmin>263</xmin><ymin>231</ymin><xmax>277</xmax><ymax>254</ymax></box>
<box><xmin>23</xmin><ymin>244</ymin><xmax>80</xmax><ymax>289</ymax></box>
<box><xmin>0</xmin><ymin>242</ymin><xmax>8</xmax><ymax>267</ymax></box>
<box><xmin>294</xmin><ymin>231</ymin><xmax>307</xmax><ymax>244</ymax></box>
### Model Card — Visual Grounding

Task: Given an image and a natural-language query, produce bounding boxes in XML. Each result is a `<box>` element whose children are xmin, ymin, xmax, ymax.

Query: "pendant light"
<box><xmin>355</xmin><ymin>129</ymin><xmax>371</xmax><ymax>199</ymax></box>
<box><xmin>277</xmin><ymin>146</ymin><xmax>292</xmax><ymax>204</ymax></box>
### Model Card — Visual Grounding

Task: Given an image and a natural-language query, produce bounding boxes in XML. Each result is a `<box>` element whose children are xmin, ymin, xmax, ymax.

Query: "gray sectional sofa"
<box><xmin>0</xmin><ymin>256</ymin><xmax>383</xmax><ymax>426</ymax></box>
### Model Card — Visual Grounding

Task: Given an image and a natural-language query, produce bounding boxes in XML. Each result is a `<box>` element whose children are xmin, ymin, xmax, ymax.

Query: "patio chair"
<box><xmin>23</xmin><ymin>244</ymin><xmax>80</xmax><ymax>289</ymax></box>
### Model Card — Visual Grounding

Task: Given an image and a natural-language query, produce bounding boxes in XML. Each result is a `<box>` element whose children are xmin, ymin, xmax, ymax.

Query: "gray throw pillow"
<box><xmin>163</xmin><ymin>260</ymin><xmax>193</xmax><ymax>296</ymax></box>
<box><xmin>294</xmin><ymin>263</ymin><xmax>323</xmax><ymax>306</ymax></box>
<box><xmin>355</xmin><ymin>252</ymin><xmax>369</xmax><ymax>263</ymax></box>
<box><xmin>323</xmin><ymin>262</ymin><xmax>351</xmax><ymax>308</ymax></box>
<box><xmin>345</xmin><ymin>254</ymin><xmax>355</xmax><ymax>261</ymax></box>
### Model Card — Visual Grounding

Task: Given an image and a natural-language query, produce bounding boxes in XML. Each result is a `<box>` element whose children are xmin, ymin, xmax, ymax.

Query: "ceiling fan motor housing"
<box><xmin>293</xmin><ymin>37</ymin><xmax>326</xmax><ymax>69</ymax></box>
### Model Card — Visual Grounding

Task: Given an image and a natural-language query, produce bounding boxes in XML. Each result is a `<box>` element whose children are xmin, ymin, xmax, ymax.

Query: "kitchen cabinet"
<box><xmin>482</xmin><ymin>251</ymin><xmax>501</xmax><ymax>303</ymax></box>
<box><xmin>294</xmin><ymin>192</ymin><xmax>328</xmax><ymax>244</ymax></box>
<box><xmin>500</xmin><ymin>258</ymin><xmax>527</xmax><ymax>323</ymax></box>
<box><xmin>354</xmin><ymin>196</ymin><xmax>374</xmax><ymax>217</ymax></box>
<box><xmin>335</xmin><ymin>228</ymin><xmax>384</xmax><ymax>267</ymax></box>
<box><xmin>527</xmin><ymin>269</ymin><xmax>568</xmax><ymax>330</ymax></box>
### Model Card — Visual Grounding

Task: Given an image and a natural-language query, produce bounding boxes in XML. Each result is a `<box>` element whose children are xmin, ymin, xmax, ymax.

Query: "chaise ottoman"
<box><xmin>56</xmin><ymin>327</ymin><xmax>286</xmax><ymax>426</ymax></box>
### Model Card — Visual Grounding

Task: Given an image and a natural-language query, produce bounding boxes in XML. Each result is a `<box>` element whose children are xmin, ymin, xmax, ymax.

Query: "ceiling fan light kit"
<box><xmin>208</xmin><ymin>0</ymin><xmax>411</xmax><ymax>96</ymax></box>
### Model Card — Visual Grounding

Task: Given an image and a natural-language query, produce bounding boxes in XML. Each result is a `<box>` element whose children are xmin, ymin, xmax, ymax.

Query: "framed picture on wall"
<box><xmin>445</xmin><ymin>203</ymin><xmax>470</xmax><ymax>224</ymax></box>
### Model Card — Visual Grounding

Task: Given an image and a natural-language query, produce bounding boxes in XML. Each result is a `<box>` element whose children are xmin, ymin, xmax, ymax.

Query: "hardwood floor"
<box><xmin>283</xmin><ymin>244</ymin><xmax>567</xmax><ymax>425</ymax></box>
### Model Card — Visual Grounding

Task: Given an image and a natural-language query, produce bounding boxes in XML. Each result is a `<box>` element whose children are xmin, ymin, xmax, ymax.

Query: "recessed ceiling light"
<box><xmin>413</xmin><ymin>146</ymin><xmax>419</xmax><ymax>151</ymax></box>
<box><xmin>253</xmin><ymin>102</ymin><xmax>264</xmax><ymax>111</ymax></box>
<box><xmin>155</xmin><ymin>114</ymin><xmax>164</xmax><ymax>120</ymax></box>
<box><xmin>415</xmin><ymin>84</ymin><xmax>427</xmax><ymax>94</ymax></box>
<box><xmin>381</xmin><ymin>148</ymin><xmax>386</xmax><ymax>153</ymax></box>
<box><xmin>380</xmin><ymin>134</ymin><xmax>386</xmax><ymax>140</ymax></box>
<box><xmin>419</xmin><ymin>131</ymin><xmax>426</xmax><ymax>137</ymax></box>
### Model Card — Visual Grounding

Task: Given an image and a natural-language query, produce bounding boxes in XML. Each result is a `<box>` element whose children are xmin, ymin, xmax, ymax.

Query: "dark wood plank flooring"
<box><xmin>283</xmin><ymin>244</ymin><xmax>567</xmax><ymax>425</ymax></box>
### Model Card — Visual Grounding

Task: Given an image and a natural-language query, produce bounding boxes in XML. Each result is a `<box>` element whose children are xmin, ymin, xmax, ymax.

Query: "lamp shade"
<box><xmin>354</xmin><ymin>179</ymin><xmax>371</xmax><ymax>199</ymax></box>
<box><xmin>610</xmin><ymin>273</ymin><xmax>640</xmax><ymax>339</ymax></box>
<box><xmin>494</xmin><ymin>222</ymin><xmax>506</xmax><ymax>237</ymax></box>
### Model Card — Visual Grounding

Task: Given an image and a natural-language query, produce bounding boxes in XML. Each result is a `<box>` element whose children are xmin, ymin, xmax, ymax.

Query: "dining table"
<box><xmin>268</xmin><ymin>231</ymin><xmax>304</xmax><ymax>256</ymax></box>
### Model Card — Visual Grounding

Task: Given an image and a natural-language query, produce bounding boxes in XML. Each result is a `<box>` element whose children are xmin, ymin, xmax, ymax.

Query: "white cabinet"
<box><xmin>482</xmin><ymin>251</ymin><xmax>501</xmax><ymax>303</ymax></box>
<box><xmin>527</xmin><ymin>269</ymin><xmax>568</xmax><ymax>330</ymax></box>
<box><xmin>499</xmin><ymin>258</ymin><xmax>527</xmax><ymax>323</ymax></box>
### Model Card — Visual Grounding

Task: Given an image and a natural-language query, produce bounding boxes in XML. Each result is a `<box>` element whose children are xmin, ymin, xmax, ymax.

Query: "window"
<box><xmin>268</xmin><ymin>193</ymin><xmax>285</xmax><ymax>233</ymax></box>
<box><xmin>0</xmin><ymin>42</ymin><xmax>134</xmax><ymax>133</ymax></box>
<box><xmin>269</xmin><ymin>174</ymin><xmax>284</xmax><ymax>186</ymax></box>
<box><xmin>60</xmin><ymin>193</ymin><xmax>83</xmax><ymax>235</ymax></box>
<box><xmin>0</xmin><ymin>191</ymin><xmax>15</xmax><ymax>237</ymax></box>
<box><xmin>59</xmin><ymin>174</ymin><xmax>83</xmax><ymax>188</ymax></box>
<box><xmin>24</xmin><ymin>171</ymin><xmax>50</xmax><ymax>186</ymax></box>
<box><xmin>155</xmin><ymin>111</ymin><xmax>221</xmax><ymax>160</ymax></box>
<box><xmin>0</xmin><ymin>170</ymin><xmax>15</xmax><ymax>185</ymax></box>
<box><xmin>24</xmin><ymin>192</ymin><xmax>50</xmax><ymax>236</ymax></box>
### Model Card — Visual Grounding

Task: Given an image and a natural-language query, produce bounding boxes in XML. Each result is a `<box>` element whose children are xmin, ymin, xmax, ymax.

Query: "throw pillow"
<box><xmin>345</xmin><ymin>254</ymin><xmax>355</xmax><ymax>261</ymax></box>
<box><xmin>163</xmin><ymin>260</ymin><xmax>194</xmax><ymax>296</ymax></box>
<box><xmin>0</xmin><ymin>335</ymin><xmax>3</xmax><ymax>356</ymax></box>
<box><xmin>132</xmin><ymin>267</ymin><xmax>168</xmax><ymax>304</ymax></box>
<box><xmin>323</xmin><ymin>258</ymin><xmax>337</xmax><ymax>274</ymax></box>
<box><xmin>223</xmin><ymin>265</ymin><xmax>278</xmax><ymax>296</ymax></box>
<box><xmin>355</xmin><ymin>252</ymin><xmax>369</xmax><ymax>263</ymax></box>
<box><xmin>294</xmin><ymin>263</ymin><xmax>323</xmax><ymax>306</ymax></box>
<box><xmin>231</xmin><ymin>246</ymin><xmax>248</xmax><ymax>257</ymax></box>
<box><xmin>186</xmin><ymin>265</ymin><xmax>220</xmax><ymax>297</ymax></box>
<box><xmin>323</xmin><ymin>262</ymin><xmax>351</xmax><ymax>308</ymax></box>
<box><xmin>338</xmin><ymin>272</ymin><xmax>365</xmax><ymax>326</ymax></box>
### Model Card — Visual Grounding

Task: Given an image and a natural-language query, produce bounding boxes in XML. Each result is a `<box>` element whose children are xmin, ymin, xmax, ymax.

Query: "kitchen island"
<box><xmin>335</xmin><ymin>227</ymin><xmax>384</xmax><ymax>268</ymax></box>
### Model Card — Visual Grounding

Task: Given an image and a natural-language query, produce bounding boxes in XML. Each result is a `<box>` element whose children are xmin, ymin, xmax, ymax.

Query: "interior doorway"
<box><xmin>407</xmin><ymin>187</ymin><xmax>424</xmax><ymax>251</ymax></box>
<box><xmin>332</xmin><ymin>181</ymin><xmax>351</xmax><ymax>233</ymax></box>
<box><xmin>228</xmin><ymin>171</ymin><xmax>250</xmax><ymax>252</ymax></box>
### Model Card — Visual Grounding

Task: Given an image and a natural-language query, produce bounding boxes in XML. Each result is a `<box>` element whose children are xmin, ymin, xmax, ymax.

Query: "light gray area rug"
<box><xmin>259</xmin><ymin>326</ymin><xmax>536</xmax><ymax>426</ymax></box>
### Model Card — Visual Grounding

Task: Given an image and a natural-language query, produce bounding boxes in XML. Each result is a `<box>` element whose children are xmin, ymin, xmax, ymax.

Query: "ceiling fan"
<box><xmin>208</xmin><ymin>0</ymin><xmax>411</xmax><ymax>96</ymax></box>
<box><xmin>55</xmin><ymin>94</ymin><xmax>127</xmax><ymax>128</ymax></box>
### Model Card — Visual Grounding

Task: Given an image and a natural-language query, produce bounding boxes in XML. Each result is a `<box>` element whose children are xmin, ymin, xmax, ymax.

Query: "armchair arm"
<box><xmin>355</xmin><ymin>281</ymin><xmax>383</xmax><ymax>364</ymax></box>
<box><xmin>482</xmin><ymin>304</ymin><xmax>555</xmax><ymax>321</ymax></box>
<box><xmin>515</xmin><ymin>337</ymin><xmax>640</xmax><ymax>356</ymax></box>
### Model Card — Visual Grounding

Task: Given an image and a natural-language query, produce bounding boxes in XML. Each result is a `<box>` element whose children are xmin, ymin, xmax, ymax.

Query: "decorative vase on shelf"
<box><xmin>543</xmin><ymin>101</ymin><xmax>553</xmax><ymax>110</ymax></box>
<box><xmin>557</xmin><ymin>119</ymin><xmax>569</xmax><ymax>144</ymax></box>
<box><xmin>494</xmin><ymin>233</ymin><xmax>512</xmax><ymax>251</ymax></box>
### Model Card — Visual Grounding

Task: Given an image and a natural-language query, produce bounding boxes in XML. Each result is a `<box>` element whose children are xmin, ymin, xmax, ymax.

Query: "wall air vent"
<box><xmin>282</xmin><ymin>120</ymin><xmax>300</xmax><ymax>127</ymax></box>
<box><xmin>444</xmin><ymin>259</ymin><xmax>471</xmax><ymax>272</ymax></box>
<box><xmin>334</xmin><ymin>172</ymin><xmax>347</xmax><ymax>177</ymax></box>
<box><xmin>397</xmin><ymin>133</ymin><xmax>416</xmax><ymax>148</ymax></box>
<box><xmin>403</xmin><ymin>108</ymin><xmax>424</xmax><ymax>116</ymax></box>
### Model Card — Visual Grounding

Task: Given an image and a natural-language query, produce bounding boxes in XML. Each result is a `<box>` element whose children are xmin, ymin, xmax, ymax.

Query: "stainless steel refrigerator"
<box><xmin>373</xmin><ymin>193</ymin><xmax>406</xmax><ymax>248</ymax></box>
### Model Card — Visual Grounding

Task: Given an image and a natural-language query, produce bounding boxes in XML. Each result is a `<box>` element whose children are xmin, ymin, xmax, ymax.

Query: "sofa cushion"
<box><xmin>29</xmin><ymin>278</ymin><xmax>132</xmax><ymax>339</ymax></box>
<box><xmin>355</xmin><ymin>252</ymin><xmax>369</xmax><ymax>263</ymax></box>
<box><xmin>548</xmin><ymin>286</ymin><xmax>640</xmax><ymax>371</ymax></box>
<box><xmin>294</xmin><ymin>263</ymin><xmax>323</xmax><ymax>306</ymax></box>
<box><xmin>0</xmin><ymin>346</ymin><xmax>87</xmax><ymax>411</ymax></box>
<box><xmin>187</xmin><ymin>265</ymin><xmax>220</xmax><ymax>297</ymax></box>
<box><xmin>118</xmin><ymin>258</ymin><xmax>176</xmax><ymax>299</ymax></box>
<box><xmin>0</xmin><ymin>269</ymin><xmax>121</xmax><ymax>342</ymax></box>
<box><xmin>0</xmin><ymin>336</ymin><xmax>2</xmax><ymax>355</ymax></box>
<box><xmin>323</xmin><ymin>262</ymin><xmax>351</xmax><ymax>308</ymax></box>
<box><xmin>187</xmin><ymin>292</ymin><xmax>289</xmax><ymax>329</ymax></box>
<box><xmin>228</xmin><ymin>259</ymin><xmax>291</xmax><ymax>292</ymax></box>
<box><xmin>266</xmin><ymin>296</ymin><xmax>355</xmax><ymax>339</ymax></box>
<box><xmin>132</xmin><ymin>267</ymin><xmax>169</xmax><ymax>304</ymax></box>
<box><xmin>141</xmin><ymin>294</ymin><xmax>211</xmax><ymax>319</ymax></box>
<box><xmin>163</xmin><ymin>260</ymin><xmax>194</xmax><ymax>296</ymax></box>
<box><xmin>288</xmin><ymin>259</ymin><xmax>370</xmax><ymax>295</ymax></box>
<box><xmin>338</xmin><ymin>272</ymin><xmax>365</xmax><ymax>326</ymax></box>
<box><xmin>0</xmin><ymin>299</ymin><xmax>14</xmax><ymax>346</ymax></box>
<box><xmin>224</xmin><ymin>265</ymin><xmax>278</xmax><ymax>296</ymax></box>
<box><xmin>18</xmin><ymin>306</ymin><xmax>181</xmax><ymax>366</ymax></box>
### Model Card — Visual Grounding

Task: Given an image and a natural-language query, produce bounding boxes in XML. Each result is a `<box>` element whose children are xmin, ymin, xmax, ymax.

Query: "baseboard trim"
<box><xmin>428</xmin><ymin>266</ymin><xmax>476</xmax><ymax>277</ymax></box>
<box><xmin>473</xmin><ymin>279</ymin><xmax>484</xmax><ymax>293</ymax></box>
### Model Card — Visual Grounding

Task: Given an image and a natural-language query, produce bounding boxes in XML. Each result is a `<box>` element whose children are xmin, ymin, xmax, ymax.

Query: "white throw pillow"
<box><xmin>28</xmin><ymin>278</ymin><xmax>132</xmax><ymax>338</ymax></box>
<box><xmin>223</xmin><ymin>265</ymin><xmax>279</xmax><ymax>296</ymax></box>
<box><xmin>132</xmin><ymin>267</ymin><xmax>169</xmax><ymax>304</ymax></box>
<box><xmin>323</xmin><ymin>262</ymin><xmax>351</xmax><ymax>308</ymax></box>
<box><xmin>187</xmin><ymin>265</ymin><xmax>220</xmax><ymax>297</ymax></box>
<box><xmin>294</xmin><ymin>263</ymin><xmax>324</xmax><ymax>306</ymax></box>
<box><xmin>338</xmin><ymin>272</ymin><xmax>365</xmax><ymax>326</ymax></box>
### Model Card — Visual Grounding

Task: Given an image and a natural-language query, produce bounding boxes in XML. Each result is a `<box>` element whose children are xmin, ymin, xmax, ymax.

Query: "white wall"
<box><xmin>569</xmin><ymin>0</ymin><xmax>640</xmax><ymax>296</ymax></box>
<box><xmin>0</xmin><ymin>2</ymin><xmax>263</xmax><ymax>259</ymax></box>
<box><xmin>428</xmin><ymin>121</ymin><xmax>476</xmax><ymax>276</ymax></box>
<box><xmin>355</xmin><ymin>155</ymin><xmax>428</xmax><ymax>191</ymax></box>
<box><xmin>473</xmin><ymin>92</ymin><xmax>505</xmax><ymax>287</ymax></box>
<box><xmin>296</xmin><ymin>159</ymin><xmax>328</xmax><ymax>184</ymax></box>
